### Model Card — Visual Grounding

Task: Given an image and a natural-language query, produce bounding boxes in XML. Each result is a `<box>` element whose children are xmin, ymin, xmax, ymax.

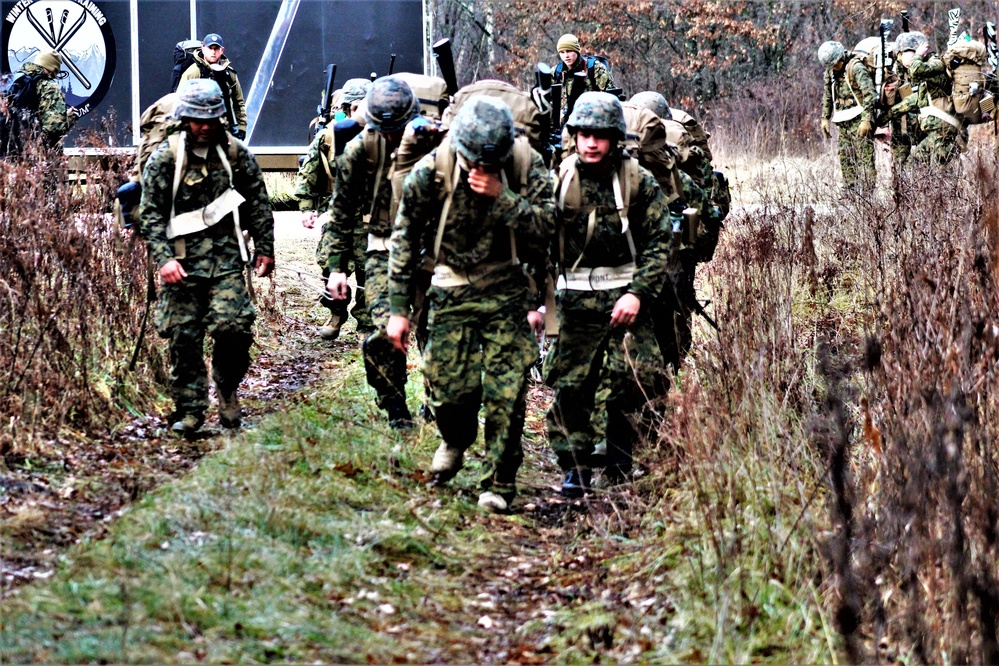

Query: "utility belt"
<box><xmin>830</xmin><ymin>106</ymin><xmax>864</xmax><ymax>124</ymax></box>
<box><xmin>431</xmin><ymin>261</ymin><xmax>513</xmax><ymax>288</ymax></box>
<box><xmin>166</xmin><ymin>188</ymin><xmax>245</xmax><ymax>239</ymax></box>
<box><xmin>367</xmin><ymin>233</ymin><xmax>392</xmax><ymax>253</ymax></box>
<box><xmin>920</xmin><ymin>105</ymin><xmax>962</xmax><ymax>129</ymax></box>
<box><xmin>557</xmin><ymin>262</ymin><xmax>635</xmax><ymax>291</ymax></box>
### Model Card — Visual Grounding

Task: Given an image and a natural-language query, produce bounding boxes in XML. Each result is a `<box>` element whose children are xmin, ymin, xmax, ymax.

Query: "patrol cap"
<box><xmin>566</xmin><ymin>91</ymin><xmax>627</xmax><ymax>139</ymax></box>
<box><xmin>450</xmin><ymin>95</ymin><xmax>515</xmax><ymax>167</ymax></box>
<box><xmin>33</xmin><ymin>50</ymin><xmax>62</xmax><ymax>73</ymax></box>
<box><xmin>203</xmin><ymin>33</ymin><xmax>224</xmax><ymax>48</ymax></box>
<box><xmin>173</xmin><ymin>79</ymin><xmax>227</xmax><ymax>119</ymax></box>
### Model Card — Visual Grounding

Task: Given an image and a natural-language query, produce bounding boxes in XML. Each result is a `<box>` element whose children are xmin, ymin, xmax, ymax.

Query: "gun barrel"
<box><xmin>432</xmin><ymin>38</ymin><xmax>459</xmax><ymax>96</ymax></box>
<box><xmin>536</xmin><ymin>62</ymin><xmax>553</xmax><ymax>91</ymax></box>
<box><xmin>388</xmin><ymin>53</ymin><xmax>397</xmax><ymax>75</ymax></box>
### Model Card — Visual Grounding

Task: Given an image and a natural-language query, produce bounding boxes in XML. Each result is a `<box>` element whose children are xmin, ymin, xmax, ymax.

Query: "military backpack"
<box><xmin>942</xmin><ymin>39</ymin><xmax>990</xmax><ymax>123</ymax></box>
<box><xmin>0</xmin><ymin>71</ymin><xmax>43</xmax><ymax>157</ymax></box>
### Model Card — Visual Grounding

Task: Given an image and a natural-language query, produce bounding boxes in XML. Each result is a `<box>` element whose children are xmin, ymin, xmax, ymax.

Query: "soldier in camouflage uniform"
<box><xmin>13</xmin><ymin>50</ymin><xmax>77</xmax><ymax>149</ymax></box>
<box><xmin>138</xmin><ymin>80</ymin><xmax>275</xmax><ymax>437</ymax></box>
<box><xmin>386</xmin><ymin>96</ymin><xmax>555</xmax><ymax>513</ymax></box>
<box><xmin>325</xmin><ymin>76</ymin><xmax>420</xmax><ymax>428</ymax></box>
<box><xmin>555</xmin><ymin>34</ymin><xmax>616</xmax><ymax>126</ymax></box>
<box><xmin>819</xmin><ymin>41</ymin><xmax>878</xmax><ymax>191</ymax></box>
<box><xmin>295</xmin><ymin>78</ymin><xmax>373</xmax><ymax>338</ymax></box>
<box><xmin>546</xmin><ymin>92</ymin><xmax>674</xmax><ymax>496</ymax></box>
<box><xmin>886</xmin><ymin>33</ymin><xmax>963</xmax><ymax>166</ymax></box>
<box><xmin>882</xmin><ymin>37</ymin><xmax>925</xmax><ymax>167</ymax></box>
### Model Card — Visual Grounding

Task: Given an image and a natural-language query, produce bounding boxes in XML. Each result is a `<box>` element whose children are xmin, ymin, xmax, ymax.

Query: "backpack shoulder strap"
<box><xmin>167</xmin><ymin>133</ymin><xmax>186</xmax><ymax>221</ymax></box>
<box><xmin>432</xmin><ymin>138</ymin><xmax>461</xmax><ymax>264</ymax></box>
<box><xmin>362</xmin><ymin>130</ymin><xmax>387</xmax><ymax>220</ymax></box>
<box><xmin>510</xmin><ymin>138</ymin><xmax>532</xmax><ymax>196</ymax></box>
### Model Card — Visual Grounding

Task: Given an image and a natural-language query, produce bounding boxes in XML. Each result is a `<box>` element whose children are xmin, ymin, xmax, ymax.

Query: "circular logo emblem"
<box><xmin>3</xmin><ymin>0</ymin><xmax>117</xmax><ymax>118</ymax></box>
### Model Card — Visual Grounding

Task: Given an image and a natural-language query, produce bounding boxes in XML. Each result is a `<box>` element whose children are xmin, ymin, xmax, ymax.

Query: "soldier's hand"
<box><xmin>610</xmin><ymin>293</ymin><xmax>641</xmax><ymax>328</ymax></box>
<box><xmin>302</xmin><ymin>211</ymin><xmax>318</xmax><ymax>229</ymax></box>
<box><xmin>160</xmin><ymin>259</ymin><xmax>187</xmax><ymax>284</ymax></box>
<box><xmin>527</xmin><ymin>310</ymin><xmax>544</xmax><ymax>340</ymax></box>
<box><xmin>468</xmin><ymin>168</ymin><xmax>504</xmax><ymax>198</ymax></box>
<box><xmin>254</xmin><ymin>255</ymin><xmax>275</xmax><ymax>278</ymax></box>
<box><xmin>326</xmin><ymin>271</ymin><xmax>350</xmax><ymax>300</ymax></box>
<box><xmin>858</xmin><ymin>120</ymin><xmax>873</xmax><ymax>139</ymax></box>
<box><xmin>821</xmin><ymin>118</ymin><xmax>831</xmax><ymax>138</ymax></box>
<box><xmin>387</xmin><ymin>315</ymin><xmax>410</xmax><ymax>352</ymax></box>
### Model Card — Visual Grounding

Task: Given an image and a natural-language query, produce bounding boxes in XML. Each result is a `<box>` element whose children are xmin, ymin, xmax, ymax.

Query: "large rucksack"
<box><xmin>943</xmin><ymin>39</ymin><xmax>988</xmax><ymax>123</ymax></box>
<box><xmin>440</xmin><ymin>79</ymin><xmax>547</xmax><ymax>154</ymax></box>
<box><xmin>0</xmin><ymin>71</ymin><xmax>42</xmax><ymax>157</ymax></box>
<box><xmin>170</xmin><ymin>40</ymin><xmax>203</xmax><ymax>93</ymax></box>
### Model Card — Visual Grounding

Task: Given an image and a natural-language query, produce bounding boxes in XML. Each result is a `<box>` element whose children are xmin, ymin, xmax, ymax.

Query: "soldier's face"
<box><xmin>187</xmin><ymin>118</ymin><xmax>223</xmax><ymax>145</ymax></box>
<box><xmin>203</xmin><ymin>44</ymin><xmax>224</xmax><ymax>64</ymax></box>
<box><xmin>899</xmin><ymin>51</ymin><xmax>916</xmax><ymax>68</ymax></box>
<box><xmin>576</xmin><ymin>130</ymin><xmax>613</xmax><ymax>164</ymax></box>
<box><xmin>559</xmin><ymin>50</ymin><xmax>579</xmax><ymax>68</ymax></box>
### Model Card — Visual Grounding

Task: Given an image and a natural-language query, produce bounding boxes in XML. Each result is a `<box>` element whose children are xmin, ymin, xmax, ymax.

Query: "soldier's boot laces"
<box><xmin>320</xmin><ymin>314</ymin><xmax>343</xmax><ymax>341</ymax></box>
<box><xmin>430</xmin><ymin>443</ymin><xmax>463</xmax><ymax>483</ymax></box>
<box><xmin>477</xmin><ymin>491</ymin><xmax>509</xmax><ymax>514</ymax></box>
<box><xmin>170</xmin><ymin>414</ymin><xmax>203</xmax><ymax>439</ymax></box>
<box><xmin>560</xmin><ymin>469</ymin><xmax>592</xmax><ymax>499</ymax></box>
<box><xmin>218</xmin><ymin>390</ymin><xmax>242</xmax><ymax>429</ymax></box>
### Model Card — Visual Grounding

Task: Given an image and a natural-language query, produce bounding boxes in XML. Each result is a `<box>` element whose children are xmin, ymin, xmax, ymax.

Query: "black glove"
<box><xmin>231</xmin><ymin>127</ymin><xmax>247</xmax><ymax>140</ymax></box>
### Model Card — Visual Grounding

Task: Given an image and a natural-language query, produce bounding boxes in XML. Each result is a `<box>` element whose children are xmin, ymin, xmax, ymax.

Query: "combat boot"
<box><xmin>560</xmin><ymin>469</ymin><xmax>592</xmax><ymax>498</ymax></box>
<box><xmin>218</xmin><ymin>389</ymin><xmax>242</xmax><ymax>429</ymax></box>
<box><xmin>320</xmin><ymin>313</ymin><xmax>343</xmax><ymax>340</ymax></box>
<box><xmin>430</xmin><ymin>442</ymin><xmax>464</xmax><ymax>483</ymax></box>
<box><xmin>170</xmin><ymin>414</ymin><xmax>203</xmax><ymax>439</ymax></box>
<box><xmin>477</xmin><ymin>491</ymin><xmax>509</xmax><ymax>514</ymax></box>
<box><xmin>385</xmin><ymin>396</ymin><xmax>413</xmax><ymax>430</ymax></box>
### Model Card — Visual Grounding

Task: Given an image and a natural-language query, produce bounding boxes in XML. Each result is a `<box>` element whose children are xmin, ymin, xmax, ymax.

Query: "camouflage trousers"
<box><xmin>910</xmin><ymin>120</ymin><xmax>962</xmax><ymax>166</ymax></box>
<box><xmin>836</xmin><ymin>117</ymin><xmax>876</xmax><ymax>190</ymax></box>
<box><xmin>317</xmin><ymin>225</ymin><xmax>372</xmax><ymax>331</ymax></box>
<box><xmin>423</xmin><ymin>280</ymin><xmax>537</xmax><ymax>500</ymax></box>
<box><xmin>154</xmin><ymin>270</ymin><xmax>255</xmax><ymax>421</ymax></box>
<box><xmin>545</xmin><ymin>292</ymin><xmax>666</xmax><ymax>474</ymax></box>
<box><xmin>360</xmin><ymin>252</ymin><xmax>429</xmax><ymax>410</ymax></box>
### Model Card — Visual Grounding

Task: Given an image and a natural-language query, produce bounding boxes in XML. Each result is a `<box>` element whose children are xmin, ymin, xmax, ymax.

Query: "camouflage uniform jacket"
<box><xmin>821</xmin><ymin>57</ymin><xmax>877</xmax><ymax>123</ymax></box>
<box><xmin>19</xmin><ymin>62</ymin><xmax>75</xmax><ymax>142</ymax></box>
<box><xmin>181</xmin><ymin>54</ymin><xmax>247</xmax><ymax>132</ymax></box>
<box><xmin>559</xmin><ymin>58</ymin><xmax>616</xmax><ymax>123</ymax></box>
<box><xmin>138</xmin><ymin>132</ymin><xmax>274</xmax><ymax>276</ymax></box>
<box><xmin>556</xmin><ymin>154</ymin><xmax>673</xmax><ymax>310</ymax></box>
<box><xmin>387</xmin><ymin>146</ymin><xmax>556</xmax><ymax>316</ymax></box>
<box><xmin>323</xmin><ymin>129</ymin><xmax>395</xmax><ymax>271</ymax></box>
<box><xmin>294</xmin><ymin>127</ymin><xmax>335</xmax><ymax>212</ymax></box>
<box><xmin>889</xmin><ymin>55</ymin><xmax>953</xmax><ymax>132</ymax></box>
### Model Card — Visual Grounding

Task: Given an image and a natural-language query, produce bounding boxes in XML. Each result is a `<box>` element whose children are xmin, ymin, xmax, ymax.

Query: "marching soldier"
<box><xmin>6</xmin><ymin>50</ymin><xmax>77</xmax><ymax>153</ymax></box>
<box><xmin>386</xmin><ymin>96</ymin><xmax>555</xmax><ymax>513</ymax></box>
<box><xmin>137</xmin><ymin>80</ymin><xmax>275</xmax><ymax>437</ymax></box>
<box><xmin>546</xmin><ymin>92</ymin><xmax>674</xmax><ymax>496</ymax></box>
<box><xmin>180</xmin><ymin>33</ymin><xmax>247</xmax><ymax>139</ymax></box>
<box><xmin>555</xmin><ymin>34</ymin><xmax>616</xmax><ymax>125</ymax></box>
<box><xmin>324</xmin><ymin>76</ymin><xmax>420</xmax><ymax>428</ymax></box>
<box><xmin>818</xmin><ymin>41</ymin><xmax>878</xmax><ymax>191</ymax></box>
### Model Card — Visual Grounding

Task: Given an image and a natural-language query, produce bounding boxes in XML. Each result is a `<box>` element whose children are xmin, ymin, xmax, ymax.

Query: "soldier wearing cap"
<box><xmin>296</xmin><ymin>78</ymin><xmax>374</xmax><ymax>339</ymax></box>
<box><xmin>323</xmin><ymin>76</ymin><xmax>421</xmax><ymax>428</ymax></box>
<box><xmin>386</xmin><ymin>96</ymin><xmax>555</xmax><ymax>513</ymax></box>
<box><xmin>818</xmin><ymin>40</ymin><xmax>878</xmax><ymax>191</ymax></box>
<box><xmin>546</xmin><ymin>91</ymin><xmax>673</xmax><ymax>497</ymax></box>
<box><xmin>137</xmin><ymin>79</ymin><xmax>274</xmax><ymax>437</ymax></box>
<box><xmin>181</xmin><ymin>33</ymin><xmax>247</xmax><ymax>139</ymax></box>
<box><xmin>554</xmin><ymin>34</ymin><xmax>616</xmax><ymax>125</ymax></box>
<box><xmin>10</xmin><ymin>50</ymin><xmax>77</xmax><ymax>150</ymax></box>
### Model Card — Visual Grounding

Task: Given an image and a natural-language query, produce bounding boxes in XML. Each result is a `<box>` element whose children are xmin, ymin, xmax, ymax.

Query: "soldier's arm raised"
<box><xmin>491</xmin><ymin>150</ymin><xmax>556</xmax><ymax>252</ymax></box>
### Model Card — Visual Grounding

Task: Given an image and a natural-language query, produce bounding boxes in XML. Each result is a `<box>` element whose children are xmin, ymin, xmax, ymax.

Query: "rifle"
<box><xmin>432</xmin><ymin>38</ymin><xmax>459</xmax><ymax>96</ymax></box>
<box><xmin>316</xmin><ymin>63</ymin><xmax>337</xmax><ymax>128</ymax></box>
<box><xmin>388</xmin><ymin>53</ymin><xmax>397</xmax><ymax>75</ymax></box>
<box><xmin>901</xmin><ymin>9</ymin><xmax>909</xmax><ymax>32</ymax></box>
<box><xmin>535</xmin><ymin>63</ymin><xmax>556</xmax><ymax>165</ymax></box>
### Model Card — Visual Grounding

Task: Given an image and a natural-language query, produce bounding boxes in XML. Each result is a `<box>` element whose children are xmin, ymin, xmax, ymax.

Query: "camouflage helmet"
<box><xmin>895</xmin><ymin>31</ymin><xmax>928</xmax><ymax>54</ymax></box>
<box><xmin>341</xmin><ymin>78</ymin><xmax>372</xmax><ymax>104</ymax></box>
<box><xmin>173</xmin><ymin>79</ymin><xmax>226</xmax><ymax>119</ymax></box>
<box><xmin>365</xmin><ymin>76</ymin><xmax>420</xmax><ymax>133</ymax></box>
<box><xmin>565</xmin><ymin>91</ymin><xmax>627</xmax><ymax>139</ymax></box>
<box><xmin>817</xmin><ymin>41</ymin><xmax>846</xmax><ymax>69</ymax></box>
<box><xmin>450</xmin><ymin>95</ymin><xmax>516</xmax><ymax>166</ymax></box>
<box><xmin>629</xmin><ymin>91</ymin><xmax>671</xmax><ymax>120</ymax></box>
